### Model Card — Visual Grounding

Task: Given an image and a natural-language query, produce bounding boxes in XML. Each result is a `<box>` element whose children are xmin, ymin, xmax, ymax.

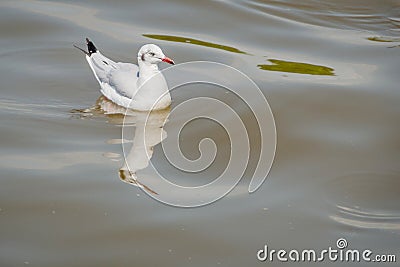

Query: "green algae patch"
<box><xmin>367</xmin><ymin>37</ymin><xmax>397</xmax><ymax>43</ymax></box>
<box><xmin>258</xmin><ymin>59</ymin><xmax>335</xmax><ymax>76</ymax></box>
<box><xmin>143</xmin><ymin>34</ymin><xmax>247</xmax><ymax>54</ymax></box>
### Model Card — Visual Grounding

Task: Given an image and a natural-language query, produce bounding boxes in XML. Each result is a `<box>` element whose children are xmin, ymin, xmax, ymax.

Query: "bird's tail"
<box><xmin>73</xmin><ymin>37</ymin><xmax>98</xmax><ymax>56</ymax></box>
<box><xmin>86</xmin><ymin>38</ymin><xmax>97</xmax><ymax>55</ymax></box>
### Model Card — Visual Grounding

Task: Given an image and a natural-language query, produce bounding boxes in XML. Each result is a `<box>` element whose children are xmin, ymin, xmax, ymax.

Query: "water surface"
<box><xmin>0</xmin><ymin>0</ymin><xmax>399</xmax><ymax>266</ymax></box>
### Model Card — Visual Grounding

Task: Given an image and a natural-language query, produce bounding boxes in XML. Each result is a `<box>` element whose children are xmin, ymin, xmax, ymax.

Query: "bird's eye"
<box><xmin>149</xmin><ymin>52</ymin><xmax>155</xmax><ymax>56</ymax></box>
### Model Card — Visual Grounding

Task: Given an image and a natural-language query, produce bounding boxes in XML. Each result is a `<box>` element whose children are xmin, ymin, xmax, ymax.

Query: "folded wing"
<box><xmin>86</xmin><ymin>52</ymin><xmax>139</xmax><ymax>107</ymax></box>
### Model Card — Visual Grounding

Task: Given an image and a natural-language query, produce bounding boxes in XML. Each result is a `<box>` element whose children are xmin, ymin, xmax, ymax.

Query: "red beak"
<box><xmin>162</xmin><ymin>57</ymin><xmax>175</xmax><ymax>65</ymax></box>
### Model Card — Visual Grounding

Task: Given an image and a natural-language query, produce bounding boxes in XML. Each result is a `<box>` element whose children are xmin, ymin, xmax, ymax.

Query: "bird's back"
<box><xmin>86</xmin><ymin>52</ymin><xmax>139</xmax><ymax>104</ymax></box>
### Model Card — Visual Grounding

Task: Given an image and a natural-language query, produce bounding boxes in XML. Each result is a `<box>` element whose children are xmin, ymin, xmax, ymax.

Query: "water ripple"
<box><xmin>242</xmin><ymin>0</ymin><xmax>400</xmax><ymax>35</ymax></box>
<box><xmin>325</xmin><ymin>172</ymin><xmax>400</xmax><ymax>230</ymax></box>
<box><xmin>331</xmin><ymin>205</ymin><xmax>400</xmax><ymax>230</ymax></box>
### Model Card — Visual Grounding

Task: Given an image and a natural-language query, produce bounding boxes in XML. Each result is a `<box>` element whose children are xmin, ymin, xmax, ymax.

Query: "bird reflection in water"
<box><xmin>88</xmin><ymin>96</ymin><xmax>169</xmax><ymax>195</ymax></box>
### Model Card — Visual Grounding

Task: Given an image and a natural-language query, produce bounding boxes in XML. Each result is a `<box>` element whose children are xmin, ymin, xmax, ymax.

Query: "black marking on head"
<box><xmin>141</xmin><ymin>53</ymin><xmax>145</xmax><ymax>61</ymax></box>
<box><xmin>86</xmin><ymin>38</ymin><xmax>97</xmax><ymax>56</ymax></box>
<box><xmin>102</xmin><ymin>60</ymin><xmax>108</xmax><ymax>65</ymax></box>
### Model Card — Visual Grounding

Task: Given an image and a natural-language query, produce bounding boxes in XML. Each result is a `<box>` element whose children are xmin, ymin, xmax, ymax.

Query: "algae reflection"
<box><xmin>143</xmin><ymin>34</ymin><xmax>248</xmax><ymax>54</ymax></box>
<box><xmin>258</xmin><ymin>59</ymin><xmax>335</xmax><ymax>76</ymax></box>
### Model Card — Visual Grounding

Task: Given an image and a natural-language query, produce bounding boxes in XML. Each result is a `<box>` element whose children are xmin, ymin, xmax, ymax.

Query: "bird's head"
<box><xmin>138</xmin><ymin>44</ymin><xmax>174</xmax><ymax>65</ymax></box>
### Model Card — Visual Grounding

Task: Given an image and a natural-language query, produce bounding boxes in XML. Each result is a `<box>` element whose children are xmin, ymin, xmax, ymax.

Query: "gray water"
<box><xmin>1</xmin><ymin>0</ymin><xmax>400</xmax><ymax>266</ymax></box>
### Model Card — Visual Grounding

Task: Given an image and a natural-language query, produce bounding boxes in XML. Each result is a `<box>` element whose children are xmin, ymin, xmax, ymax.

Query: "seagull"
<box><xmin>74</xmin><ymin>38</ymin><xmax>174</xmax><ymax>111</ymax></box>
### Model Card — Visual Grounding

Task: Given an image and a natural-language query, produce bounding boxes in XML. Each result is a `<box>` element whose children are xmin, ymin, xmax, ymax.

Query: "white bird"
<box><xmin>75</xmin><ymin>38</ymin><xmax>174</xmax><ymax>111</ymax></box>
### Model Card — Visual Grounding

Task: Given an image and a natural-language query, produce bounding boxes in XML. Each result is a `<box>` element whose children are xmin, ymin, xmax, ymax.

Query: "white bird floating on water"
<box><xmin>75</xmin><ymin>38</ymin><xmax>174</xmax><ymax>111</ymax></box>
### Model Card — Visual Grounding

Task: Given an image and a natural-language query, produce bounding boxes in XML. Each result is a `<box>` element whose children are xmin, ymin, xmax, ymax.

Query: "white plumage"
<box><xmin>78</xmin><ymin>39</ymin><xmax>174</xmax><ymax>111</ymax></box>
